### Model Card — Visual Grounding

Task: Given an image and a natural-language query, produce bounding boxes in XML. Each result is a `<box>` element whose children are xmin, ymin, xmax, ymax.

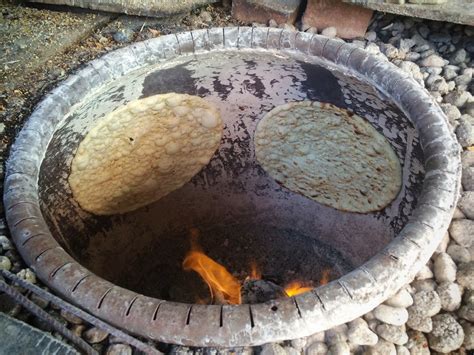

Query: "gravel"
<box><xmin>373</xmin><ymin>305</ymin><xmax>409</xmax><ymax>326</ymax></box>
<box><xmin>433</xmin><ymin>252</ymin><xmax>457</xmax><ymax>283</ymax></box>
<box><xmin>427</xmin><ymin>314</ymin><xmax>465</xmax><ymax>353</ymax></box>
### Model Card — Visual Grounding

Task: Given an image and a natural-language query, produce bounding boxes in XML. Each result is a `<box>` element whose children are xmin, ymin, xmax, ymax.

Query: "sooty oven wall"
<box><xmin>38</xmin><ymin>50</ymin><xmax>425</xmax><ymax>300</ymax></box>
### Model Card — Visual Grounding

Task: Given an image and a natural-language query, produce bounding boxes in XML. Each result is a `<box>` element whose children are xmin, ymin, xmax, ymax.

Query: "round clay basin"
<box><xmin>4</xmin><ymin>27</ymin><xmax>461</xmax><ymax>347</ymax></box>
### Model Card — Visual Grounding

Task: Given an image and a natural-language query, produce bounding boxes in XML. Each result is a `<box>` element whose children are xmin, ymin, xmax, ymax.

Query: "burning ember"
<box><xmin>182</xmin><ymin>229</ymin><xmax>331</xmax><ymax>304</ymax></box>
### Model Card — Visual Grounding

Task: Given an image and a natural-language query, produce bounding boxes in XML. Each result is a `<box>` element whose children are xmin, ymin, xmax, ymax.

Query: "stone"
<box><xmin>456</xmin><ymin>116</ymin><xmax>474</xmax><ymax>148</ymax></box>
<box><xmin>455</xmin><ymin>72</ymin><xmax>473</xmax><ymax>88</ymax></box>
<box><xmin>0</xmin><ymin>256</ymin><xmax>11</xmax><ymax>271</ymax></box>
<box><xmin>447</xmin><ymin>244</ymin><xmax>471</xmax><ymax>264</ymax></box>
<box><xmin>305</xmin><ymin>342</ymin><xmax>327</xmax><ymax>354</ymax></box>
<box><xmin>60</xmin><ymin>309</ymin><xmax>83</xmax><ymax>325</ymax></box>
<box><xmin>306</xmin><ymin>331</ymin><xmax>325</xmax><ymax>344</ymax></box>
<box><xmin>72</xmin><ymin>324</ymin><xmax>86</xmax><ymax>338</ymax></box>
<box><xmin>380</xmin><ymin>43</ymin><xmax>399</xmax><ymax>59</ymax></box>
<box><xmin>458</xmin><ymin>303</ymin><xmax>474</xmax><ymax>322</ymax></box>
<box><xmin>449</xmin><ymin>220</ymin><xmax>474</xmax><ymax>247</ymax></box>
<box><xmin>465</xmin><ymin>101</ymin><xmax>474</xmax><ymax>116</ymax></box>
<box><xmin>284</xmin><ymin>347</ymin><xmax>300</xmax><ymax>355</ymax></box>
<box><xmin>301</xmin><ymin>0</ymin><xmax>373</xmax><ymax>39</ymax></box>
<box><xmin>261</xmin><ymin>343</ymin><xmax>287</xmax><ymax>355</ymax></box>
<box><xmin>384</xmin><ymin>288</ymin><xmax>413</xmax><ymax>308</ymax></box>
<box><xmin>325</xmin><ymin>324</ymin><xmax>348</xmax><ymax>345</ymax></box>
<box><xmin>199</xmin><ymin>10</ymin><xmax>213</xmax><ymax>24</ymax></box>
<box><xmin>365</xmin><ymin>42</ymin><xmax>381</xmax><ymax>55</ymax></box>
<box><xmin>406</xmin><ymin>330</ymin><xmax>430</xmax><ymax>355</ymax></box>
<box><xmin>347</xmin><ymin>318</ymin><xmax>379</xmax><ymax>346</ymax></box>
<box><xmin>410</xmin><ymin>279</ymin><xmax>437</xmax><ymax>293</ymax></box>
<box><xmin>440</xmin><ymin>103</ymin><xmax>461</xmax><ymax>125</ymax></box>
<box><xmin>321</xmin><ymin>26</ymin><xmax>337</xmax><ymax>38</ymax></box>
<box><xmin>444</xmin><ymin>90</ymin><xmax>470</xmax><ymax>108</ymax></box>
<box><xmin>443</xmin><ymin>65</ymin><xmax>459</xmax><ymax>80</ymax></box>
<box><xmin>363</xmin><ymin>339</ymin><xmax>396</xmax><ymax>355</ymax></box>
<box><xmin>457</xmin><ymin>261</ymin><xmax>474</xmax><ymax>289</ymax></box>
<box><xmin>396</xmin><ymin>345</ymin><xmax>410</xmax><ymax>355</ymax></box>
<box><xmin>0</xmin><ymin>236</ymin><xmax>12</xmax><ymax>251</ymax></box>
<box><xmin>232</xmin><ymin>0</ymin><xmax>301</xmax><ymax>25</ymax></box>
<box><xmin>83</xmin><ymin>327</ymin><xmax>109</xmax><ymax>344</ymax></box>
<box><xmin>415</xmin><ymin>265</ymin><xmax>433</xmax><ymax>280</ymax></box>
<box><xmin>462</xmin><ymin>150</ymin><xmax>474</xmax><ymax>170</ymax></box>
<box><xmin>29</xmin><ymin>292</ymin><xmax>49</xmax><ymax>309</ymax></box>
<box><xmin>328</xmin><ymin>341</ymin><xmax>350</xmax><ymax>355</ymax></box>
<box><xmin>105</xmin><ymin>344</ymin><xmax>132</xmax><ymax>355</ymax></box>
<box><xmin>453</xmin><ymin>207</ymin><xmax>465</xmax><ymax>219</ymax></box>
<box><xmin>461</xmin><ymin>320</ymin><xmax>474</xmax><ymax>350</ymax></box>
<box><xmin>112</xmin><ymin>28</ymin><xmax>134</xmax><ymax>43</ymax></box>
<box><xmin>407</xmin><ymin>308</ymin><xmax>433</xmax><ymax>332</ymax></box>
<box><xmin>419</xmin><ymin>54</ymin><xmax>445</xmax><ymax>67</ymax></box>
<box><xmin>427</xmin><ymin>314</ymin><xmax>464</xmax><ymax>353</ymax></box>
<box><xmin>436</xmin><ymin>232</ymin><xmax>450</xmax><ymax>254</ymax></box>
<box><xmin>278</xmin><ymin>23</ymin><xmax>296</xmax><ymax>31</ymax></box>
<box><xmin>16</xmin><ymin>269</ymin><xmax>36</xmax><ymax>284</ymax></box>
<box><xmin>411</xmin><ymin>290</ymin><xmax>441</xmax><ymax>317</ymax></box>
<box><xmin>436</xmin><ymin>282</ymin><xmax>462</xmax><ymax>311</ymax></box>
<box><xmin>450</xmin><ymin>48</ymin><xmax>468</xmax><ymax>65</ymax></box>
<box><xmin>268</xmin><ymin>19</ymin><xmax>278</xmax><ymax>28</ymax></box>
<box><xmin>375</xmin><ymin>324</ymin><xmax>408</xmax><ymax>345</ymax></box>
<box><xmin>290</xmin><ymin>338</ymin><xmax>306</xmax><ymax>351</ymax></box>
<box><xmin>433</xmin><ymin>252</ymin><xmax>457</xmax><ymax>283</ymax></box>
<box><xmin>373</xmin><ymin>305</ymin><xmax>408</xmax><ymax>326</ymax></box>
<box><xmin>365</xmin><ymin>30</ymin><xmax>376</xmax><ymax>42</ymax></box>
<box><xmin>462</xmin><ymin>167</ymin><xmax>474</xmax><ymax>191</ymax></box>
<box><xmin>405</xmin><ymin>52</ymin><xmax>421</xmax><ymax>62</ymax></box>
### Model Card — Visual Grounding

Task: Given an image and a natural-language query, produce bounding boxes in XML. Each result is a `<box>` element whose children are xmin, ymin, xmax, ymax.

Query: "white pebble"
<box><xmin>433</xmin><ymin>252</ymin><xmax>457</xmax><ymax>283</ymax></box>
<box><xmin>373</xmin><ymin>305</ymin><xmax>408</xmax><ymax>326</ymax></box>
<box><xmin>384</xmin><ymin>288</ymin><xmax>413</xmax><ymax>308</ymax></box>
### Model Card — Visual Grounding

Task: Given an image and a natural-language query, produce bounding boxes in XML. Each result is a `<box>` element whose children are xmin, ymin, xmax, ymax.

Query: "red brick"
<box><xmin>232</xmin><ymin>0</ymin><xmax>302</xmax><ymax>25</ymax></box>
<box><xmin>302</xmin><ymin>0</ymin><xmax>373</xmax><ymax>39</ymax></box>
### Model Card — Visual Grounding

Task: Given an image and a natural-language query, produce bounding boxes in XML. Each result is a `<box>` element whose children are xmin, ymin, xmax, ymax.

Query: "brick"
<box><xmin>232</xmin><ymin>0</ymin><xmax>302</xmax><ymax>25</ymax></box>
<box><xmin>302</xmin><ymin>0</ymin><xmax>373</xmax><ymax>39</ymax></box>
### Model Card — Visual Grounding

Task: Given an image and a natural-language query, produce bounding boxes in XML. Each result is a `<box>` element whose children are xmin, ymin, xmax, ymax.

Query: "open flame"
<box><xmin>183</xmin><ymin>229</ymin><xmax>331</xmax><ymax>304</ymax></box>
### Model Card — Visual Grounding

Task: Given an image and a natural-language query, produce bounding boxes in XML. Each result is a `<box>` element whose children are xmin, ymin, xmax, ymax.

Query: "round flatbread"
<box><xmin>254</xmin><ymin>101</ymin><xmax>402</xmax><ymax>213</ymax></box>
<box><xmin>69</xmin><ymin>93</ymin><xmax>223</xmax><ymax>215</ymax></box>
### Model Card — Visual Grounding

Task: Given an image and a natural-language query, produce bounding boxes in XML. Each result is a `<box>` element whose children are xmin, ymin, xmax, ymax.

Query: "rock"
<box><xmin>365</xmin><ymin>42</ymin><xmax>381</xmax><ymax>55</ymax></box>
<box><xmin>444</xmin><ymin>90</ymin><xmax>470</xmax><ymax>108</ymax></box>
<box><xmin>113</xmin><ymin>28</ymin><xmax>134</xmax><ymax>43</ymax></box>
<box><xmin>290</xmin><ymin>338</ymin><xmax>306</xmax><ymax>351</ymax></box>
<box><xmin>427</xmin><ymin>314</ymin><xmax>464</xmax><ymax>353</ymax></box>
<box><xmin>72</xmin><ymin>324</ymin><xmax>86</xmax><ymax>337</ymax></box>
<box><xmin>363</xmin><ymin>339</ymin><xmax>396</xmax><ymax>355</ymax></box>
<box><xmin>455</xmin><ymin>72</ymin><xmax>473</xmax><ymax>88</ymax></box>
<box><xmin>373</xmin><ymin>305</ymin><xmax>408</xmax><ymax>326</ymax></box>
<box><xmin>347</xmin><ymin>318</ymin><xmax>379</xmax><ymax>346</ymax></box>
<box><xmin>406</xmin><ymin>330</ymin><xmax>430</xmax><ymax>355</ymax></box>
<box><xmin>284</xmin><ymin>347</ymin><xmax>300</xmax><ymax>355</ymax></box>
<box><xmin>306</xmin><ymin>331</ymin><xmax>325</xmax><ymax>344</ymax></box>
<box><xmin>301</xmin><ymin>0</ymin><xmax>372</xmax><ymax>39</ymax></box>
<box><xmin>0</xmin><ymin>256</ymin><xmax>11</xmax><ymax>271</ymax></box>
<box><xmin>365</xmin><ymin>31</ymin><xmax>376</xmax><ymax>42</ymax></box>
<box><xmin>462</xmin><ymin>150</ymin><xmax>474</xmax><ymax>170</ymax></box>
<box><xmin>462</xmin><ymin>167</ymin><xmax>474</xmax><ymax>191</ymax></box>
<box><xmin>396</xmin><ymin>345</ymin><xmax>410</xmax><ymax>355</ymax></box>
<box><xmin>0</xmin><ymin>236</ymin><xmax>12</xmax><ymax>251</ymax></box>
<box><xmin>375</xmin><ymin>324</ymin><xmax>408</xmax><ymax>345</ymax></box>
<box><xmin>443</xmin><ymin>65</ymin><xmax>459</xmax><ymax>80</ymax></box>
<box><xmin>83</xmin><ymin>327</ymin><xmax>109</xmax><ymax>344</ymax></box>
<box><xmin>447</xmin><ymin>244</ymin><xmax>471</xmax><ymax>264</ymax></box>
<box><xmin>449</xmin><ymin>219</ymin><xmax>474</xmax><ymax>247</ymax></box>
<box><xmin>268</xmin><ymin>19</ymin><xmax>278</xmax><ymax>28</ymax></box>
<box><xmin>16</xmin><ymin>269</ymin><xmax>36</xmax><ymax>284</ymax></box>
<box><xmin>406</xmin><ymin>307</ymin><xmax>433</xmax><ymax>333</ymax></box>
<box><xmin>450</xmin><ymin>49</ymin><xmax>467</xmax><ymax>65</ymax></box>
<box><xmin>458</xmin><ymin>303</ymin><xmax>474</xmax><ymax>322</ymax></box>
<box><xmin>328</xmin><ymin>341</ymin><xmax>350</xmax><ymax>355</ymax></box>
<box><xmin>459</xmin><ymin>322</ymin><xmax>473</xmax><ymax>351</ymax></box>
<box><xmin>453</xmin><ymin>207</ymin><xmax>466</xmax><ymax>219</ymax></box>
<box><xmin>60</xmin><ymin>309</ymin><xmax>82</xmax><ymax>325</ymax></box>
<box><xmin>321</xmin><ymin>26</ymin><xmax>337</xmax><ymax>38</ymax></box>
<box><xmin>415</xmin><ymin>265</ymin><xmax>433</xmax><ymax>280</ymax></box>
<box><xmin>466</xmin><ymin>101</ymin><xmax>474</xmax><ymax>116</ymax></box>
<box><xmin>305</xmin><ymin>27</ymin><xmax>318</xmax><ymax>34</ymax></box>
<box><xmin>384</xmin><ymin>288</ymin><xmax>413</xmax><ymax>308</ymax></box>
<box><xmin>440</xmin><ymin>103</ymin><xmax>461</xmax><ymax>125</ymax></box>
<box><xmin>380</xmin><ymin>43</ymin><xmax>399</xmax><ymax>59</ymax></box>
<box><xmin>427</xmin><ymin>76</ymin><xmax>449</xmax><ymax>94</ymax></box>
<box><xmin>433</xmin><ymin>252</ymin><xmax>457</xmax><ymax>283</ymax></box>
<box><xmin>305</xmin><ymin>342</ymin><xmax>327</xmax><ymax>354</ymax></box>
<box><xmin>405</xmin><ymin>52</ymin><xmax>421</xmax><ymax>62</ymax></box>
<box><xmin>278</xmin><ymin>23</ymin><xmax>296</xmax><ymax>31</ymax></box>
<box><xmin>410</xmin><ymin>279</ymin><xmax>437</xmax><ymax>293</ymax></box>
<box><xmin>436</xmin><ymin>282</ymin><xmax>462</xmax><ymax>311</ymax></box>
<box><xmin>29</xmin><ymin>292</ymin><xmax>49</xmax><ymax>309</ymax></box>
<box><xmin>436</xmin><ymin>232</ymin><xmax>450</xmax><ymax>254</ymax></box>
<box><xmin>411</xmin><ymin>290</ymin><xmax>441</xmax><ymax>317</ymax></box>
<box><xmin>105</xmin><ymin>344</ymin><xmax>133</xmax><ymax>355</ymax></box>
<box><xmin>325</xmin><ymin>324</ymin><xmax>348</xmax><ymax>345</ymax></box>
<box><xmin>232</xmin><ymin>0</ymin><xmax>301</xmax><ymax>26</ymax></box>
<box><xmin>455</xmin><ymin>115</ymin><xmax>474</xmax><ymax>147</ymax></box>
<box><xmin>199</xmin><ymin>10</ymin><xmax>212</xmax><ymax>24</ymax></box>
<box><xmin>419</xmin><ymin>54</ymin><xmax>445</xmax><ymax>67</ymax></box>
<box><xmin>457</xmin><ymin>261</ymin><xmax>474</xmax><ymax>289</ymax></box>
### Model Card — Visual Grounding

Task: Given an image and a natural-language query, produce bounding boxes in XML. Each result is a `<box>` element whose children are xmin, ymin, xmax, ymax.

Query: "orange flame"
<box><xmin>284</xmin><ymin>281</ymin><xmax>313</xmax><ymax>297</ymax></box>
<box><xmin>249</xmin><ymin>261</ymin><xmax>261</xmax><ymax>280</ymax></box>
<box><xmin>183</xmin><ymin>229</ymin><xmax>241</xmax><ymax>305</ymax></box>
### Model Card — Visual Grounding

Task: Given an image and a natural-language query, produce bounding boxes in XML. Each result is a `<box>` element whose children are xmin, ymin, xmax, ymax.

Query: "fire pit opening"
<box><xmin>5</xmin><ymin>28</ymin><xmax>460</xmax><ymax>347</ymax></box>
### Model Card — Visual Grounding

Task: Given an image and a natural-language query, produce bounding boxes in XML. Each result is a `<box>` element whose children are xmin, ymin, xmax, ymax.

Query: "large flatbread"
<box><xmin>254</xmin><ymin>101</ymin><xmax>402</xmax><ymax>213</ymax></box>
<box><xmin>69</xmin><ymin>93</ymin><xmax>223</xmax><ymax>215</ymax></box>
